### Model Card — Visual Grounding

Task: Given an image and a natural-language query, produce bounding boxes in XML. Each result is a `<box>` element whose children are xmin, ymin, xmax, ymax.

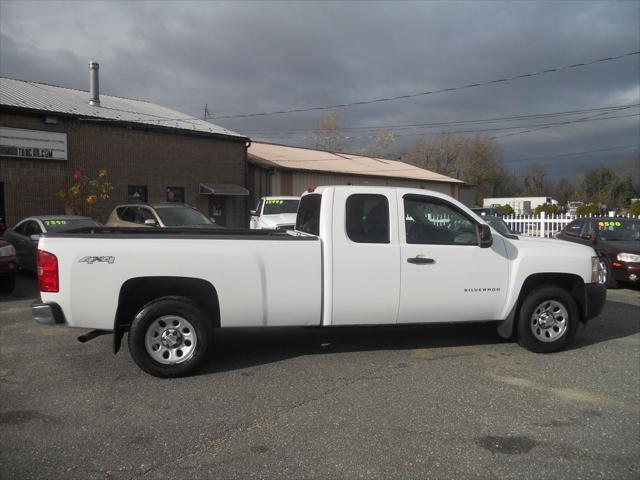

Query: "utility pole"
<box><xmin>203</xmin><ymin>103</ymin><xmax>210</xmax><ymax>120</ymax></box>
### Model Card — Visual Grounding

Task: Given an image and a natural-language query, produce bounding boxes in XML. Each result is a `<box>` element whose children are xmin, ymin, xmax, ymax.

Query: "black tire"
<box><xmin>128</xmin><ymin>296</ymin><xmax>212</xmax><ymax>378</ymax></box>
<box><xmin>517</xmin><ymin>286</ymin><xmax>579</xmax><ymax>353</ymax></box>
<box><xmin>0</xmin><ymin>273</ymin><xmax>16</xmax><ymax>294</ymax></box>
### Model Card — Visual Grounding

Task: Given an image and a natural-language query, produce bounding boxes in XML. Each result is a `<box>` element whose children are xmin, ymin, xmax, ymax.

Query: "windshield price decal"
<box><xmin>44</xmin><ymin>220</ymin><xmax>68</xmax><ymax>226</ymax></box>
<box><xmin>597</xmin><ymin>221</ymin><xmax>621</xmax><ymax>230</ymax></box>
<box><xmin>265</xmin><ymin>200</ymin><xmax>285</xmax><ymax>205</ymax></box>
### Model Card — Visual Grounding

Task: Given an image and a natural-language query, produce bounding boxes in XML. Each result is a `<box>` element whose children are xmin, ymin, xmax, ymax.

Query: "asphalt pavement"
<box><xmin>1</xmin><ymin>274</ymin><xmax>639</xmax><ymax>479</ymax></box>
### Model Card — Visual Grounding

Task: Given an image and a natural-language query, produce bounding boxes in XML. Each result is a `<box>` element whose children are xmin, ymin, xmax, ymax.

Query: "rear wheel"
<box><xmin>128</xmin><ymin>297</ymin><xmax>212</xmax><ymax>378</ymax></box>
<box><xmin>517</xmin><ymin>286</ymin><xmax>578</xmax><ymax>353</ymax></box>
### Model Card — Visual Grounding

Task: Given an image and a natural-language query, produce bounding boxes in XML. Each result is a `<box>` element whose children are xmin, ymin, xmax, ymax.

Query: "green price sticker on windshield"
<box><xmin>44</xmin><ymin>220</ymin><xmax>68</xmax><ymax>226</ymax></box>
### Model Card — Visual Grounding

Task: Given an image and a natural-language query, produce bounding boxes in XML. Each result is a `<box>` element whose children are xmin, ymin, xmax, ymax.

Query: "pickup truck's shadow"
<box><xmin>198</xmin><ymin>300</ymin><xmax>639</xmax><ymax>375</ymax></box>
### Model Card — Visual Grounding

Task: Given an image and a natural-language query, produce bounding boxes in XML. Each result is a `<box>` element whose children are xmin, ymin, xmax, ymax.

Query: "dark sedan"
<box><xmin>3</xmin><ymin>215</ymin><xmax>101</xmax><ymax>272</ymax></box>
<box><xmin>556</xmin><ymin>217</ymin><xmax>640</xmax><ymax>287</ymax></box>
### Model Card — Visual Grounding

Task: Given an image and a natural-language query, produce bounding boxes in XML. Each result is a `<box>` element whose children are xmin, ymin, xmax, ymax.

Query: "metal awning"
<box><xmin>199</xmin><ymin>183</ymin><xmax>249</xmax><ymax>196</ymax></box>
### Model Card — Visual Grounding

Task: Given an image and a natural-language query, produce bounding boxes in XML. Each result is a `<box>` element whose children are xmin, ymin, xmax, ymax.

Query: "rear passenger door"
<box><xmin>331</xmin><ymin>189</ymin><xmax>401</xmax><ymax>325</ymax></box>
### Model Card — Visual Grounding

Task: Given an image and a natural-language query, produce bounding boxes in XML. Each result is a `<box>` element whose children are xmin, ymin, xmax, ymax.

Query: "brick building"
<box><xmin>0</xmin><ymin>67</ymin><xmax>249</xmax><ymax>228</ymax></box>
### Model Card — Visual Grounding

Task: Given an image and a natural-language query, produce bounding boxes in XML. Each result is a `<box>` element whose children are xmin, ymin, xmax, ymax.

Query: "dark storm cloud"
<box><xmin>1</xmin><ymin>0</ymin><xmax>638</xmax><ymax>178</ymax></box>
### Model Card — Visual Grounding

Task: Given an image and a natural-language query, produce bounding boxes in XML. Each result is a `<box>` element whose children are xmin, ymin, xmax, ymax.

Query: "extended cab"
<box><xmin>32</xmin><ymin>186</ymin><xmax>606</xmax><ymax>377</ymax></box>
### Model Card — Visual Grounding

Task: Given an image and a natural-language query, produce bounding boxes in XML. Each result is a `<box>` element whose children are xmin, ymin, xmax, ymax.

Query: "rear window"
<box><xmin>296</xmin><ymin>194</ymin><xmax>321</xmax><ymax>235</ymax></box>
<box><xmin>263</xmin><ymin>199</ymin><xmax>299</xmax><ymax>215</ymax></box>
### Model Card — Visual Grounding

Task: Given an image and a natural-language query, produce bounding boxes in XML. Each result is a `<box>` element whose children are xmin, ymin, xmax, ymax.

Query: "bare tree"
<box><xmin>363</xmin><ymin>130</ymin><xmax>396</xmax><ymax>158</ymax></box>
<box><xmin>313</xmin><ymin>111</ymin><xmax>344</xmax><ymax>152</ymax></box>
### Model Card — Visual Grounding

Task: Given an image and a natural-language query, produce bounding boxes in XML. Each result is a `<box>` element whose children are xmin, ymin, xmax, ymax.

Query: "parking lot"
<box><xmin>1</xmin><ymin>274</ymin><xmax>639</xmax><ymax>479</ymax></box>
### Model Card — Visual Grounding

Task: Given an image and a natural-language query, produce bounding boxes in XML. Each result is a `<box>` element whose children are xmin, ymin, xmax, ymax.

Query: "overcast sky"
<box><xmin>1</xmin><ymin>0</ymin><xmax>639</xmax><ymax>180</ymax></box>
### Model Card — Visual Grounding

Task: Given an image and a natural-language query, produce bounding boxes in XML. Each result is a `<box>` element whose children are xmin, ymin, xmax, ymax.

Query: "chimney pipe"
<box><xmin>88</xmin><ymin>61</ymin><xmax>100</xmax><ymax>106</ymax></box>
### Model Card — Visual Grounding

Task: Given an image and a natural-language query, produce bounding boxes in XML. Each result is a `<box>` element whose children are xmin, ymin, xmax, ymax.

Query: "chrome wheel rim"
<box><xmin>145</xmin><ymin>315</ymin><xmax>197</xmax><ymax>364</ymax></box>
<box><xmin>530</xmin><ymin>300</ymin><xmax>568</xmax><ymax>342</ymax></box>
<box><xmin>598</xmin><ymin>259</ymin><xmax>607</xmax><ymax>285</ymax></box>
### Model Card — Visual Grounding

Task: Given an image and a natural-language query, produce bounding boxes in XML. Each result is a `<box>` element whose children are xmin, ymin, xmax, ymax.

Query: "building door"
<box><xmin>208</xmin><ymin>196</ymin><xmax>226</xmax><ymax>226</ymax></box>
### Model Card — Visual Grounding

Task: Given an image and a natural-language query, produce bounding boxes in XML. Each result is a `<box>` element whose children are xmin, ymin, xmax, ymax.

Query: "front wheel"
<box><xmin>128</xmin><ymin>297</ymin><xmax>212</xmax><ymax>378</ymax></box>
<box><xmin>517</xmin><ymin>286</ymin><xmax>579</xmax><ymax>353</ymax></box>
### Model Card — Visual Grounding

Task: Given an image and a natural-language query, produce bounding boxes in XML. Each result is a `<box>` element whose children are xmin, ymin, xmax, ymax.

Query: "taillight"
<box><xmin>37</xmin><ymin>250</ymin><xmax>59</xmax><ymax>292</ymax></box>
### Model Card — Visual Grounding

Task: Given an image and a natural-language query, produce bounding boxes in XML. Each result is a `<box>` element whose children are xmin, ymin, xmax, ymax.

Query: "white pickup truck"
<box><xmin>249</xmin><ymin>196</ymin><xmax>300</xmax><ymax>230</ymax></box>
<box><xmin>32</xmin><ymin>186</ymin><xmax>606</xmax><ymax>377</ymax></box>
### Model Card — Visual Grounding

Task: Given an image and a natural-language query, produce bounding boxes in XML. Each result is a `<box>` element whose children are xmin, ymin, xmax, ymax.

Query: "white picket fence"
<box><xmin>502</xmin><ymin>212</ymin><xmax>639</xmax><ymax>238</ymax></box>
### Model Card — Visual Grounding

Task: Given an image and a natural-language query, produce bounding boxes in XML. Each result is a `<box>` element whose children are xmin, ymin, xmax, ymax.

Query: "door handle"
<box><xmin>407</xmin><ymin>256</ymin><xmax>435</xmax><ymax>265</ymax></box>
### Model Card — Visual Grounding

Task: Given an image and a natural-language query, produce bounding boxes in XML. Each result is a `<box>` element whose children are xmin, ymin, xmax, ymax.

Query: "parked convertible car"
<box><xmin>3</xmin><ymin>215</ymin><xmax>101</xmax><ymax>271</ymax></box>
<box><xmin>556</xmin><ymin>217</ymin><xmax>640</xmax><ymax>287</ymax></box>
<box><xmin>0</xmin><ymin>238</ymin><xmax>17</xmax><ymax>293</ymax></box>
<box><xmin>105</xmin><ymin>203</ymin><xmax>218</xmax><ymax>228</ymax></box>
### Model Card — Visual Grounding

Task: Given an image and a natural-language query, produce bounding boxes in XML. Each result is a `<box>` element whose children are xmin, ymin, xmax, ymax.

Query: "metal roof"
<box><xmin>248</xmin><ymin>142</ymin><xmax>464</xmax><ymax>184</ymax></box>
<box><xmin>0</xmin><ymin>77</ymin><xmax>246</xmax><ymax>140</ymax></box>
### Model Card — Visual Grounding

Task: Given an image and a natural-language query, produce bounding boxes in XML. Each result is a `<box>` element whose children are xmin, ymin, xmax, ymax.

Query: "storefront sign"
<box><xmin>0</xmin><ymin>127</ymin><xmax>67</xmax><ymax>160</ymax></box>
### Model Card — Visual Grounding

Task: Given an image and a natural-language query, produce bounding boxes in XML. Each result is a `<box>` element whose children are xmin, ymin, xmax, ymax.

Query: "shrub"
<box><xmin>496</xmin><ymin>204</ymin><xmax>514</xmax><ymax>216</ymax></box>
<box><xmin>575</xmin><ymin>203</ymin><xmax>601</xmax><ymax>217</ymax></box>
<box><xmin>534</xmin><ymin>203</ymin><xmax>559</xmax><ymax>215</ymax></box>
<box><xmin>630</xmin><ymin>201</ymin><xmax>640</xmax><ymax>217</ymax></box>
<box><xmin>56</xmin><ymin>169</ymin><xmax>113</xmax><ymax>215</ymax></box>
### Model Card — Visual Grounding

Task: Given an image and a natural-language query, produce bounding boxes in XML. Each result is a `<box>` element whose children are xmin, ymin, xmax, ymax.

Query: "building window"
<box><xmin>128</xmin><ymin>185</ymin><xmax>147</xmax><ymax>203</ymax></box>
<box><xmin>166</xmin><ymin>187</ymin><xmax>184</xmax><ymax>203</ymax></box>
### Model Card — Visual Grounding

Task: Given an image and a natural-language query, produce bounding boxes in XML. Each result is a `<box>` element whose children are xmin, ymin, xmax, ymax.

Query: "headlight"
<box><xmin>591</xmin><ymin>256</ymin><xmax>602</xmax><ymax>283</ymax></box>
<box><xmin>617</xmin><ymin>253</ymin><xmax>640</xmax><ymax>263</ymax></box>
<box><xmin>0</xmin><ymin>244</ymin><xmax>16</xmax><ymax>257</ymax></box>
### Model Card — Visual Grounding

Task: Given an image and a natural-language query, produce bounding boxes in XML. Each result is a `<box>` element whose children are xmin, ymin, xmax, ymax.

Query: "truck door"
<box><xmin>331</xmin><ymin>189</ymin><xmax>401</xmax><ymax>325</ymax></box>
<box><xmin>398</xmin><ymin>194</ymin><xmax>508</xmax><ymax>323</ymax></box>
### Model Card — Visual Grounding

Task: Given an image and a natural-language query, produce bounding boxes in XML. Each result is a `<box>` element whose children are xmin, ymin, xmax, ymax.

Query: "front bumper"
<box><xmin>584</xmin><ymin>283</ymin><xmax>606</xmax><ymax>321</ymax></box>
<box><xmin>611</xmin><ymin>262</ymin><xmax>640</xmax><ymax>283</ymax></box>
<box><xmin>32</xmin><ymin>302</ymin><xmax>66</xmax><ymax>325</ymax></box>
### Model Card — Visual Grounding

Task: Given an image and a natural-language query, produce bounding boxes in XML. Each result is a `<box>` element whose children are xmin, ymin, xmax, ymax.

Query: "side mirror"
<box><xmin>144</xmin><ymin>219</ymin><xmax>158</xmax><ymax>226</ymax></box>
<box><xmin>249</xmin><ymin>210</ymin><xmax>257</xmax><ymax>216</ymax></box>
<box><xmin>581</xmin><ymin>234</ymin><xmax>592</xmax><ymax>240</ymax></box>
<box><xmin>30</xmin><ymin>234</ymin><xmax>41</xmax><ymax>243</ymax></box>
<box><xmin>477</xmin><ymin>224</ymin><xmax>493</xmax><ymax>248</ymax></box>
<box><xmin>209</xmin><ymin>217</ymin><xmax>216</xmax><ymax>224</ymax></box>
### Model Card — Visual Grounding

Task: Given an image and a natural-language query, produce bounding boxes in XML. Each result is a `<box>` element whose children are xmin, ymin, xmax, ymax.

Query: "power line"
<box><xmin>250</xmin><ymin>112</ymin><xmax>639</xmax><ymax>141</ymax></box>
<box><xmin>241</xmin><ymin>103</ymin><xmax>639</xmax><ymax>135</ymax></box>
<box><xmin>504</xmin><ymin>144</ymin><xmax>640</xmax><ymax>164</ymax></box>
<box><xmin>205</xmin><ymin>50</ymin><xmax>640</xmax><ymax>120</ymax></box>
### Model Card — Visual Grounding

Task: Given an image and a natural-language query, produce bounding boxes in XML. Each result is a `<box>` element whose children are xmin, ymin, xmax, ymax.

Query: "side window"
<box><xmin>580</xmin><ymin>221</ymin><xmax>593</xmax><ymax>237</ymax></box>
<box><xmin>13</xmin><ymin>222</ymin><xmax>28</xmax><ymax>235</ymax></box>
<box><xmin>345</xmin><ymin>194</ymin><xmax>389</xmax><ymax>244</ymax></box>
<box><xmin>296</xmin><ymin>194</ymin><xmax>321</xmax><ymax>236</ymax></box>
<box><xmin>404</xmin><ymin>195</ymin><xmax>477</xmax><ymax>246</ymax></box>
<box><xmin>565</xmin><ymin>220</ymin><xmax>583</xmax><ymax>236</ymax></box>
<box><xmin>139</xmin><ymin>208</ymin><xmax>156</xmax><ymax>222</ymax></box>
<box><xmin>118</xmin><ymin>207</ymin><xmax>136</xmax><ymax>223</ymax></box>
<box><xmin>24</xmin><ymin>221</ymin><xmax>42</xmax><ymax>236</ymax></box>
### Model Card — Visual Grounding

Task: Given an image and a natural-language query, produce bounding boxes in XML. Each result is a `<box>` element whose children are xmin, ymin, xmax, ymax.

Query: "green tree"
<box><xmin>630</xmin><ymin>201</ymin><xmax>640</xmax><ymax>216</ymax></box>
<box><xmin>583</xmin><ymin>167</ymin><xmax>617</xmax><ymax>206</ymax></box>
<box><xmin>575</xmin><ymin>203</ymin><xmax>600</xmax><ymax>216</ymax></box>
<box><xmin>534</xmin><ymin>203</ymin><xmax>559</xmax><ymax>215</ymax></box>
<box><xmin>613</xmin><ymin>176</ymin><xmax>636</xmax><ymax>207</ymax></box>
<box><xmin>496</xmin><ymin>204</ymin><xmax>514</xmax><ymax>216</ymax></box>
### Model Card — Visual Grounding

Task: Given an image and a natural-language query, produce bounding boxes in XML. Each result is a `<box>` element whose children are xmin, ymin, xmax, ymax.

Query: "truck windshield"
<box><xmin>296</xmin><ymin>194</ymin><xmax>321</xmax><ymax>235</ymax></box>
<box><xmin>155</xmin><ymin>207</ymin><xmax>213</xmax><ymax>226</ymax></box>
<box><xmin>263</xmin><ymin>200</ymin><xmax>299</xmax><ymax>215</ymax></box>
